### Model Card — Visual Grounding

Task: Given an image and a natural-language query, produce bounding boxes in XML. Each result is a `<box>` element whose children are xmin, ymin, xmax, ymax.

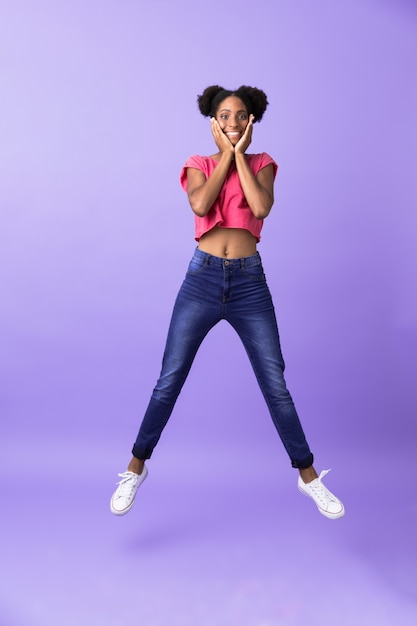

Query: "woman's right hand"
<box><xmin>210</xmin><ymin>117</ymin><xmax>234</xmax><ymax>155</ymax></box>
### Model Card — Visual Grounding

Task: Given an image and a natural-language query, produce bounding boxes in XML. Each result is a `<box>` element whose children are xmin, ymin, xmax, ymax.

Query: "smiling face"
<box><xmin>215</xmin><ymin>96</ymin><xmax>249</xmax><ymax>145</ymax></box>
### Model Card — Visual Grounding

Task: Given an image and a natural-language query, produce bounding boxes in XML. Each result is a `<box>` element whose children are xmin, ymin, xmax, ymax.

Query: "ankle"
<box><xmin>127</xmin><ymin>457</ymin><xmax>145</xmax><ymax>475</ymax></box>
<box><xmin>299</xmin><ymin>466</ymin><xmax>318</xmax><ymax>484</ymax></box>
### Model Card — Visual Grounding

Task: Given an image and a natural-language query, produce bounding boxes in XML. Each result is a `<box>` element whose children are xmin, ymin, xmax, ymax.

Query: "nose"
<box><xmin>228</xmin><ymin>115</ymin><xmax>241</xmax><ymax>127</ymax></box>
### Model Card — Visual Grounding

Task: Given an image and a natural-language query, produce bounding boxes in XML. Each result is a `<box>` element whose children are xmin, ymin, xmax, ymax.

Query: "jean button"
<box><xmin>224</xmin><ymin>260</ymin><xmax>229</xmax><ymax>266</ymax></box>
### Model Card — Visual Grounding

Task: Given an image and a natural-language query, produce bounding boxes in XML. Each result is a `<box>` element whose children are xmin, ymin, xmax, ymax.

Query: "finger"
<box><xmin>211</xmin><ymin>118</ymin><xmax>220</xmax><ymax>138</ymax></box>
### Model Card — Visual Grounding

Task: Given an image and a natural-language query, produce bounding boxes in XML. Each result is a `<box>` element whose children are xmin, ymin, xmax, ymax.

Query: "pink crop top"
<box><xmin>180</xmin><ymin>152</ymin><xmax>278</xmax><ymax>242</ymax></box>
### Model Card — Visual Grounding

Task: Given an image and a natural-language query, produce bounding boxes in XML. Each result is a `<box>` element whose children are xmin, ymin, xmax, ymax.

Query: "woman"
<box><xmin>110</xmin><ymin>85</ymin><xmax>344</xmax><ymax>520</ymax></box>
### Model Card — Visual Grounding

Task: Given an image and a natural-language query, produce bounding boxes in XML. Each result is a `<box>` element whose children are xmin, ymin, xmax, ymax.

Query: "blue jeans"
<box><xmin>132</xmin><ymin>248</ymin><xmax>313</xmax><ymax>469</ymax></box>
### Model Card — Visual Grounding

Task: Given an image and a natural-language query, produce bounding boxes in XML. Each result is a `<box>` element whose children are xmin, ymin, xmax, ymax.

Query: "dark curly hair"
<box><xmin>197</xmin><ymin>85</ymin><xmax>269</xmax><ymax>123</ymax></box>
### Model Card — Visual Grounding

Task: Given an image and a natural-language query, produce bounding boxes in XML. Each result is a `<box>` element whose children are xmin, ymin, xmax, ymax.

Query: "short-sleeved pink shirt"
<box><xmin>180</xmin><ymin>152</ymin><xmax>278</xmax><ymax>242</ymax></box>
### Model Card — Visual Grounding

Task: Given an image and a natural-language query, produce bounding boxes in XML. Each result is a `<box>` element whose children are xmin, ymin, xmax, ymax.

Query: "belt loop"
<box><xmin>205</xmin><ymin>254</ymin><xmax>210</xmax><ymax>266</ymax></box>
<box><xmin>240</xmin><ymin>258</ymin><xmax>245</xmax><ymax>269</ymax></box>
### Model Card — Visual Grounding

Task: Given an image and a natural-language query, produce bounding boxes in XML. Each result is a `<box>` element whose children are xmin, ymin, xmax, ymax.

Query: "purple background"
<box><xmin>1</xmin><ymin>1</ymin><xmax>416</xmax><ymax>625</ymax></box>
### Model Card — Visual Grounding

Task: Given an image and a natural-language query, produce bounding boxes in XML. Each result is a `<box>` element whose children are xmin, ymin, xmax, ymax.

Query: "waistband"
<box><xmin>193</xmin><ymin>247</ymin><xmax>262</xmax><ymax>269</ymax></box>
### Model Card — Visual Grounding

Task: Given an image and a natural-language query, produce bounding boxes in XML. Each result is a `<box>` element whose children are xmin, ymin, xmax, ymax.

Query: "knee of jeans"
<box><xmin>263</xmin><ymin>381</ymin><xmax>292</xmax><ymax>403</ymax></box>
<box><xmin>152</xmin><ymin>370</ymin><xmax>186</xmax><ymax>404</ymax></box>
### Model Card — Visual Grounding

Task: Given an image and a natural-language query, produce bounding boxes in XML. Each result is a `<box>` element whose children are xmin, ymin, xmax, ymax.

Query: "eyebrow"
<box><xmin>219</xmin><ymin>108</ymin><xmax>247</xmax><ymax>113</ymax></box>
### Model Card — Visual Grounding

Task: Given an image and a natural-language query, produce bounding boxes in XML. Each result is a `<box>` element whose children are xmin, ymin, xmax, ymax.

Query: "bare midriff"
<box><xmin>197</xmin><ymin>226</ymin><xmax>257</xmax><ymax>259</ymax></box>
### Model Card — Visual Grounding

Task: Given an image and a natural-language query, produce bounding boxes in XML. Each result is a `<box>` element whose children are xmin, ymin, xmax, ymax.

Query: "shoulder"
<box><xmin>247</xmin><ymin>152</ymin><xmax>278</xmax><ymax>178</ymax></box>
<box><xmin>183</xmin><ymin>154</ymin><xmax>214</xmax><ymax>170</ymax></box>
<box><xmin>180</xmin><ymin>155</ymin><xmax>215</xmax><ymax>190</ymax></box>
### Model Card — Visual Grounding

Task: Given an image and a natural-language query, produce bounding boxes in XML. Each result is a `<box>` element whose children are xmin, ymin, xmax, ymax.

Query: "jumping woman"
<box><xmin>110</xmin><ymin>85</ymin><xmax>344</xmax><ymax>520</ymax></box>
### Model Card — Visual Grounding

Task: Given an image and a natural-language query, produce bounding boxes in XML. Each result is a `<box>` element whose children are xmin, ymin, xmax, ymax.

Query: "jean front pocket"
<box><xmin>186</xmin><ymin>256</ymin><xmax>207</xmax><ymax>275</ymax></box>
<box><xmin>242</xmin><ymin>263</ymin><xmax>265</xmax><ymax>281</ymax></box>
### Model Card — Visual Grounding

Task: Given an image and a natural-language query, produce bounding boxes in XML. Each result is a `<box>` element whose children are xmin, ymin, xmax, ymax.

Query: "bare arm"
<box><xmin>234</xmin><ymin>116</ymin><xmax>274</xmax><ymax>219</ymax></box>
<box><xmin>234</xmin><ymin>156</ymin><xmax>274</xmax><ymax>219</ymax></box>
<box><xmin>187</xmin><ymin>153</ymin><xmax>232</xmax><ymax>217</ymax></box>
<box><xmin>187</xmin><ymin>118</ymin><xmax>235</xmax><ymax>217</ymax></box>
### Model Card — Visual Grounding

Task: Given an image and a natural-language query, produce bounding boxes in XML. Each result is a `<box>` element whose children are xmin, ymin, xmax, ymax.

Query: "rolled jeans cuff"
<box><xmin>291</xmin><ymin>453</ymin><xmax>314</xmax><ymax>469</ymax></box>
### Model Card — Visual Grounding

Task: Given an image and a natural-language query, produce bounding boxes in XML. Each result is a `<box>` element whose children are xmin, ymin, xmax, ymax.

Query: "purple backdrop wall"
<box><xmin>1</xmin><ymin>0</ymin><xmax>415</xmax><ymax>454</ymax></box>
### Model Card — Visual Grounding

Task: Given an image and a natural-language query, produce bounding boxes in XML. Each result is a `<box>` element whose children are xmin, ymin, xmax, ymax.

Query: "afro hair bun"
<box><xmin>197</xmin><ymin>84</ymin><xmax>269</xmax><ymax>123</ymax></box>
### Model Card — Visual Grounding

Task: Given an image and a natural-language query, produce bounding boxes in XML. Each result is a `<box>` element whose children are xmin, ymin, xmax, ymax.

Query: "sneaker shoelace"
<box><xmin>308</xmin><ymin>469</ymin><xmax>336</xmax><ymax>504</ymax></box>
<box><xmin>114</xmin><ymin>472</ymin><xmax>138</xmax><ymax>499</ymax></box>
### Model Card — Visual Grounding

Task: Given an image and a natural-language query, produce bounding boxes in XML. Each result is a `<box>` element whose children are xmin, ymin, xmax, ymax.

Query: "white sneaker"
<box><xmin>298</xmin><ymin>469</ymin><xmax>344</xmax><ymax>519</ymax></box>
<box><xmin>110</xmin><ymin>465</ymin><xmax>148</xmax><ymax>516</ymax></box>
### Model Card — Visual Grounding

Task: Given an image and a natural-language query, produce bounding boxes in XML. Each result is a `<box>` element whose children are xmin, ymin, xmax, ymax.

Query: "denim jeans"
<box><xmin>132</xmin><ymin>248</ymin><xmax>313</xmax><ymax>469</ymax></box>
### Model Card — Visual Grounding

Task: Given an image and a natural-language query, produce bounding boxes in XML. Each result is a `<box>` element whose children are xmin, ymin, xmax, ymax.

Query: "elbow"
<box><xmin>191</xmin><ymin>202</ymin><xmax>210</xmax><ymax>217</ymax></box>
<box><xmin>253</xmin><ymin>209</ymin><xmax>270</xmax><ymax>220</ymax></box>
<box><xmin>251</xmin><ymin>192</ymin><xmax>274</xmax><ymax>219</ymax></box>
<box><xmin>252</xmin><ymin>202</ymin><xmax>273</xmax><ymax>220</ymax></box>
<box><xmin>189</xmin><ymin>192</ymin><xmax>211</xmax><ymax>217</ymax></box>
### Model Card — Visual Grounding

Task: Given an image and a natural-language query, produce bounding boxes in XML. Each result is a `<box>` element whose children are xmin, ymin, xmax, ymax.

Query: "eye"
<box><xmin>239</xmin><ymin>113</ymin><xmax>248</xmax><ymax>120</ymax></box>
<box><xmin>220</xmin><ymin>114</ymin><xmax>229</xmax><ymax>120</ymax></box>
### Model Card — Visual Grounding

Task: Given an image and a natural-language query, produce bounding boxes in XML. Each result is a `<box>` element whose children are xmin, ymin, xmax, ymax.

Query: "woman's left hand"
<box><xmin>235</xmin><ymin>114</ymin><xmax>255</xmax><ymax>154</ymax></box>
